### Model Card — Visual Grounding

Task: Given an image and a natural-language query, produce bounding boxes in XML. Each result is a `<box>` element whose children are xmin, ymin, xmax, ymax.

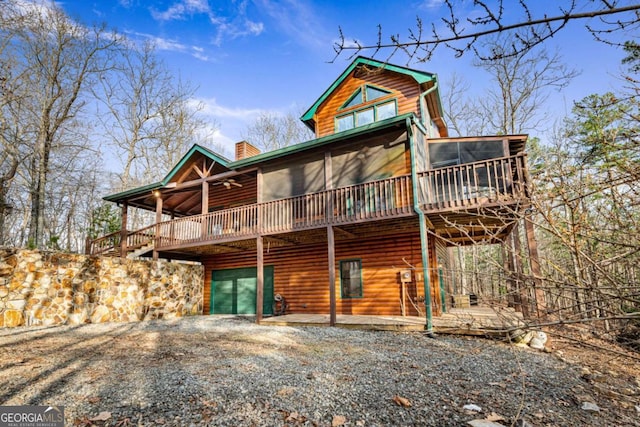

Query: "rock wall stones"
<box><xmin>0</xmin><ymin>249</ymin><xmax>204</xmax><ymax>327</ymax></box>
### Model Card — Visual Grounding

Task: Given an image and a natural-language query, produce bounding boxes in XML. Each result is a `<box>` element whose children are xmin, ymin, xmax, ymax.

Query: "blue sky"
<box><xmin>57</xmin><ymin>0</ymin><xmax>635</xmax><ymax>158</ymax></box>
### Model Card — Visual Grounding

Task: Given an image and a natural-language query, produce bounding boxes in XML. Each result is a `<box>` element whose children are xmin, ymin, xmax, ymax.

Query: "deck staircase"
<box><xmin>126</xmin><ymin>242</ymin><xmax>154</xmax><ymax>259</ymax></box>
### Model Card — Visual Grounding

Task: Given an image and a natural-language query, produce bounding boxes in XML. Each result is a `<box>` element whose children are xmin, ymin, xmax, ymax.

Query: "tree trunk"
<box><xmin>28</xmin><ymin>131</ymin><xmax>52</xmax><ymax>248</ymax></box>
<box><xmin>0</xmin><ymin>159</ymin><xmax>19</xmax><ymax>245</ymax></box>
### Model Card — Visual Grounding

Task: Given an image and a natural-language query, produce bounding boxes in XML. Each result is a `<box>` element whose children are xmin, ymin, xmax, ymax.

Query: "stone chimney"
<box><xmin>235</xmin><ymin>140</ymin><xmax>261</xmax><ymax>160</ymax></box>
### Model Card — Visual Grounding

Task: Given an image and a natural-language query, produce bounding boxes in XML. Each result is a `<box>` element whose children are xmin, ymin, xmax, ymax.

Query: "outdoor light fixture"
<box><xmin>153</xmin><ymin>190</ymin><xmax>161</xmax><ymax>198</ymax></box>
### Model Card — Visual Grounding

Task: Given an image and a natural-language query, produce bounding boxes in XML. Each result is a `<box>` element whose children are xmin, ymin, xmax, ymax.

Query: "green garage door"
<box><xmin>210</xmin><ymin>266</ymin><xmax>274</xmax><ymax>315</ymax></box>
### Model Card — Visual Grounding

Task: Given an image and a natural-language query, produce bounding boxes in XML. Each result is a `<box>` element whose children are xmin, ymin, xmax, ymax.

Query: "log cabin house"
<box><xmin>89</xmin><ymin>57</ymin><xmax>532</xmax><ymax>330</ymax></box>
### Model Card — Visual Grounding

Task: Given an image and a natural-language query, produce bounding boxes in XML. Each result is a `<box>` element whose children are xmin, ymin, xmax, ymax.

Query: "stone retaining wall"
<box><xmin>0</xmin><ymin>249</ymin><xmax>204</xmax><ymax>327</ymax></box>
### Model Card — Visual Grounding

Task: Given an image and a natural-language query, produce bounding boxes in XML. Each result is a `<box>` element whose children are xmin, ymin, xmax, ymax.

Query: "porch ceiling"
<box><xmin>122</xmin><ymin>171</ymin><xmax>257</xmax><ymax>217</ymax></box>
<box><xmin>428</xmin><ymin>205</ymin><xmax>526</xmax><ymax>246</ymax></box>
<box><xmin>153</xmin><ymin>216</ymin><xmax>423</xmax><ymax>259</ymax></box>
<box><xmin>149</xmin><ymin>207</ymin><xmax>525</xmax><ymax>260</ymax></box>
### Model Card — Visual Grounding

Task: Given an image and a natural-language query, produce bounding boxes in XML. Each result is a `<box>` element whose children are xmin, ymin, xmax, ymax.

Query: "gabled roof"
<box><xmin>164</xmin><ymin>143</ymin><xmax>230</xmax><ymax>183</ymax></box>
<box><xmin>300</xmin><ymin>56</ymin><xmax>436</xmax><ymax>129</ymax></box>
<box><xmin>104</xmin><ymin>144</ymin><xmax>231</xmax><ymax>202</ymax></box>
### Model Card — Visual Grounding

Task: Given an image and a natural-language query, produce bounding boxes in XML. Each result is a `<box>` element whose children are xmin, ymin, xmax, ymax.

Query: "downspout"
<box><xmin>407</xmin><ymin>116</ymin><xmax>434</xmax><ymax>335</ymax></box>
<box><xmin>410</xmin><ymin>81</ymin><xmax>439</xmax><ymax>335</ymax></box>
<box><xmin>419</xmin><ymin>78</ymin><xmax>441</xmax><ymax>138</ymax></box>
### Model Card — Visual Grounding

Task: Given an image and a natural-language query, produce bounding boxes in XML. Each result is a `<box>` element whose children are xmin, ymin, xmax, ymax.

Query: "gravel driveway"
<box><xmin>0</xmin><ymin>316</ymin><xmax>637</xmax><ymax>426</ymax></box>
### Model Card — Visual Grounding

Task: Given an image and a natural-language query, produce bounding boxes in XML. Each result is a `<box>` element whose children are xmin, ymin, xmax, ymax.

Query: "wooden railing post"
<box><xmin>120</xmin><ymin>202</ymin><xmax>128</xmax><ymax>258</ymax></box>
<box><xmin>517</xmin><ymin>153</ymin><xmax>528</xmax><ymax>197</ymax></box>
<box><xmin>257</xmin><ymin>167</ymin><xmax>263</xmax><ymax>234</ymax></box>
<box><xmin>153</xmin><ymin>223</ymin><xmax>159</xmax><ymax>260</ymax></box>
<box><xmin>153</xmin><ymin>195</ymin><xmax>162</xmax><ymax>260</ymax></box>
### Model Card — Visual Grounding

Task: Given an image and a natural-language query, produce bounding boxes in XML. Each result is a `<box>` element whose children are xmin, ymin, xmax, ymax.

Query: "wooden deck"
<box><xmin>258</xmin><ymin>307</ymin><xmax>525</xmax><ymax>337</ymax></box>
<box><xmin>89</xmin><ymin>154</ymin><xmax>528</xmax><ymax>257</ymax></box>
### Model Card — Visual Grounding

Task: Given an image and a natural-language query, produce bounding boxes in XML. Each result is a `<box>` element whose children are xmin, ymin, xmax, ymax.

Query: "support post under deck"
<box><xmin>327</xmin><ymin>225</ymin><xmax>336</xmax><ymax>326</ymax></box>
<box><xmin>256</xmin><ymin>235</ymin><xmax>264</xmax><ymax>322</ymax></box>
<box><xmin>525</xmin><ymin>217</ymin><xmax>545</xmax><ymax>319</ymax></box>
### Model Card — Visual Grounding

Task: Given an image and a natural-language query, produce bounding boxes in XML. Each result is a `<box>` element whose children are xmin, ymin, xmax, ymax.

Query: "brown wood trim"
<box><xmin>201</xmin><ymin>181</ymin><xmax>209</xmax><ymax>215</ymax></box>
<box><xmin>163</xmin><ymin>168</ymin><xmax>258</xmax><ymax>193</ymax></box>
<box><xmin>427</xmin><ymin>135</ymin><xmax>526</xmax><ymax>143</ymax></box>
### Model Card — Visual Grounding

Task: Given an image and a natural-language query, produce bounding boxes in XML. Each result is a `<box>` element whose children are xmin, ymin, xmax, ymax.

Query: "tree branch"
<box><xmin>332</xmin><ymin>3</ymin><xmax>640</xmax><ymax>62</ymax></box>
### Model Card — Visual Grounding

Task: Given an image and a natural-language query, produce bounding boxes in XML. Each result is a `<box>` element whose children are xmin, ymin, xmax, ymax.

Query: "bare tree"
<box><xmin>242</xmin><ymin>109</ymin><xmax>314</xmax><ymax>152</ymax></box>
<box><xmin>43</xmin><ymin>127</ymin><xmax>104</xmax><ymax>251</ymax></box>
<box><xmin>441</xmin><ymin>38</ymin><xmax>576</xmax><ymax>138</ymax></box>
<box><xmin>0</xmin><ymin>70</ymin><xmax>27</xmax><ymax>245</ymax></box>
<box><xmin>436</xmin><ymin>38</ymin><xmax>577</xmax><ymax>327</ymax></box>
<box><xmin>96</xmin><ymin>41</ymin><xmax>214</xmax><ymax>188</ymax></box>
<box><xmin>474</xmin><ymin>38</ymin><xmax>578</xmax><ymax>135</ymax></box>
<box><xmin>333</xmin><ymin>1</ymin><xmax>640</xmax><ymax>63</ymax></box>
<box><xmin>441</xmin><ymin>72</ymin><xmax>485</xmax><ymax>137</ymax></box>
<box><xmin>530</xmin><ymin>92</ymin><xmax>640</xmax><ymax>328</ymax></box>
<box><xmin>141</xmin><ymin>83</ymin><xmax>219</xmax><ymax>181</ymax></box>
<box><xmin>0</xmin><ymin>5</ymin><xmax>33</xmax><ymax>245</ymax></box>
<box><xmin>1</xmin><ymin>0</ymin><xmax>119</xmax><ymax>248</ymax></box>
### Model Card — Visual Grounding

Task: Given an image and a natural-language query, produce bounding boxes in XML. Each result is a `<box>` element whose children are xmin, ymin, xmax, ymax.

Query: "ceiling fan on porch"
<box><xmin>213</xmin><ymin>178</ymin><xmax>243</xmax><ymax>189</ymax></box>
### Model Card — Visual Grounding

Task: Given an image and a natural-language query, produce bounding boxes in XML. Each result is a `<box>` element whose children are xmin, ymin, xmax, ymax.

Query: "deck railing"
<box><xmin>152</xmin><ymin>175</ymin><xmax>414</xmax><ymax>249</ymax></box>
<box><xmin>88</xmin><ymin>230</ymin><xmax>121</xmax><ymax>256</ymax></box>
<box><xmin>331</xmin><ymin>176</ymin><xmax>414</xmax><ymax>224</ymax></box>
<box><xmin>156</xmin><ymin>205</ymin><xmax>259</xmax><ymax>248</ymax></box>
<box><xmin>87</xmin><ymin>224</ymin><xmax>157</xmax><ymax>256</ymax></box>
<box><xmin>259</xmin><ymin>174</ymin><xmax>414</xmax><ymax>235</ymax></box>
<box><xmin>126</xmin><ymin>224</ymin><xmax>156</xmax><ymax>249</ymax></box>
<box><xmin>89</xmin><ymin>156</ymin><xmax>528</xmax><ymax>255</ymax></box>
<box><xmin>416</xmin><ymin>154</ymin><xmax>527</xmax><ymax>212</ymax></box>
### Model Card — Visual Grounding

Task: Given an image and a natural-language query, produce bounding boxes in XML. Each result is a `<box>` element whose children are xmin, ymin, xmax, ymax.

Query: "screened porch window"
<box><xmin>340</xmin><ymin>259</ymin><xmax>363</xmax><ymax>298</ymax></box>
<box><xmin>427</xmin><ymin>140</ymin><xmax>508</xmax><ymax>202</ymax></box>
<box><xmin>428</xmin><ymin>140</ymin><xmax>505</xmax><ymax>168</ymax></box>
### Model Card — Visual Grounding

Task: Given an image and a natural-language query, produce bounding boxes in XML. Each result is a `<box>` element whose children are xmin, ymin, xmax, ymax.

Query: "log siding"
<box><xmin>203</xmin><ymin>231</ymin><xmax>429</xmax><ymax>317</ymax></box>
<box><xmin>314</xmin><ymin>71</ymin><xmax>422</xmax><ymax>138</ymax></box>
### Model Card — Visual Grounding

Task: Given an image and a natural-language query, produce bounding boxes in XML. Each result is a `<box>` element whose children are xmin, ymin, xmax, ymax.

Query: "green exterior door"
<box><xmin>210</xmin><ymin>266</ymin><xmax>274</xmax><ymax>315</ymax></box>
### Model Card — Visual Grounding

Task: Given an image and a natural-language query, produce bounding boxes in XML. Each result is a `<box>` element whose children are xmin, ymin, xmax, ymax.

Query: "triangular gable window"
<box><xmin>342</xmin><ymin>88</ymin><xmax>363</xmax><ymax>109</ymax></box>
<box><xmin>341</xmin><ymin>85</ymin><xmax>391</xmax><ymax>110</ymax></box>
<box><xmin>365</xmin><ymin>85</ymin><xmax>390</xmax><ymax>102</ymax></box>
